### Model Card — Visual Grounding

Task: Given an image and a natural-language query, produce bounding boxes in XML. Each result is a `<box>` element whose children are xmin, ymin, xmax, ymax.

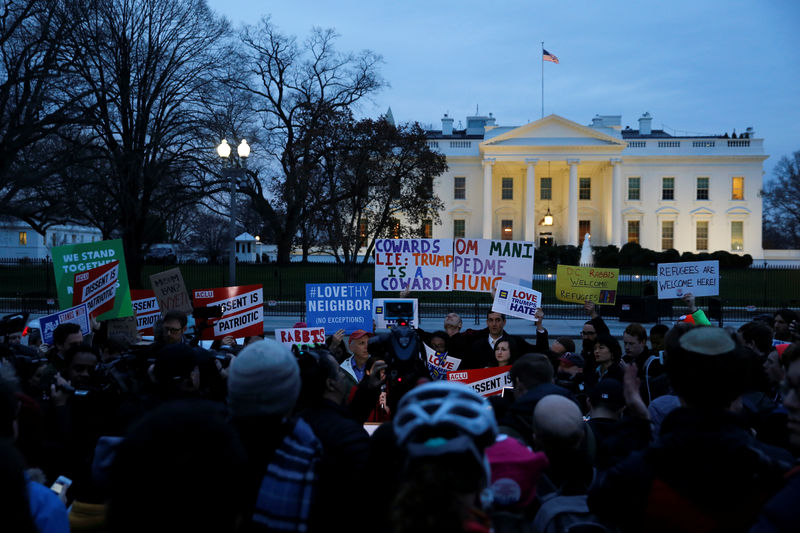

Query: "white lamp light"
<box><xmin>216</xmin><ymin>139</ymin><xmax>231</xmax><ymax>158</ymax></box>
<box><xmin>237</xmin><ymin>139</ymin><xmax>250</xmax><ymax>159</ymax></box>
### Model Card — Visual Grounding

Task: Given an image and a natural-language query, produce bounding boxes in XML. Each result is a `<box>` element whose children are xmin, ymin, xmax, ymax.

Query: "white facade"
<box><xmin>0</xmin><ymin>220</ymin><xmax>102</xmax><ymax>259</ymax></box>
<box><xmin>427</xmin><ymin>113</ymin><xmax>765</xmax><ymax>258</ymax></box>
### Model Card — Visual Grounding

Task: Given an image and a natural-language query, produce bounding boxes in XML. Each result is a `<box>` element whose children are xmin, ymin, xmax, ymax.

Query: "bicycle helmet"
<box><xmin>393</xmin><ymin>381</ymin><xmax>498</xmax><ymax>451</ymax></box>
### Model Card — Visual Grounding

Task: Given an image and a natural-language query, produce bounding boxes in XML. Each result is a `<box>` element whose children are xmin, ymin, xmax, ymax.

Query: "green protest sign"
<box><xmin>51</xmin><ymin>239</ymin><xmax>133</xmax><ymax>320</ymax></box>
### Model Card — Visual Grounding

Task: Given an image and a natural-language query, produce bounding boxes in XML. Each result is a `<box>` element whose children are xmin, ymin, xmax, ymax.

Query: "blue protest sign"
<box><xmin>40</xmin><ymin>303</ymin><xmax>91</xmax><ymax>345</ymax></box>
<box><xmin>305</xmin><ymin>283</ymin><xmax>372</xmax><ymax>334</ymax></box>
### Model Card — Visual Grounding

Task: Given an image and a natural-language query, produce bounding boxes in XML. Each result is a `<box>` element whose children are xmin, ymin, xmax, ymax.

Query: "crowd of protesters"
<box><xmin>0</xmin><ymin>294</ymin><xmax>799</xmax><ymax>533</ymax></box>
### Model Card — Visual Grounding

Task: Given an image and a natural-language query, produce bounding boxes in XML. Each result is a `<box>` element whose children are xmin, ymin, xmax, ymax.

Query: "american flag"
<box><xmin>543</xmin><ymin>49</ymin><xmax>559</xmax><ymax>64</ymax></box>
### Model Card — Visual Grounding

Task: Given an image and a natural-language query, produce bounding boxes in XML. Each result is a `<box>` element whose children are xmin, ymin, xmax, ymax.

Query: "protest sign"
<box><xmin>51</xmin><ymin>239</ymin><xmax>132</xmax><ymax>320</ymax></box>
<box><xmin>452</xmin><ymin>238</ymin><xmax>534</xmax><ymax>293</ymax></box>
<box><xmin>657</xmin><ymin>260</ymin><xmax>719</xmax><ymax>299</ymax></box>
<box><xmin>73</xmin><ymin>261</ymin><xmax>119</xmax><ymax>319</ymax></box>
<box><xmin>192</xmin><ymin>285</ymin><xmax>264</xmax><ymax>340</ymax></box>
<box><xmin>555</xmin><ymin>265</ymin><xmax>619</xmax><ymax>306</ymax></box>
<box><xmin>130</xmin><ymin>289</ymin><xmax>160</xmax><ymax>335</ymax></box>
<box><xmin>305</xmin><ymin>283</ymin><xmax>372</xmax><ymax>334</ymax></box>
<box><xmin>149</xmin><ymin>268</ymin><xmax>193</xmax><ymax>315</ymax></box>
<box><xmin>275</xmin><ymin>326</ymin><xmax>327</xmax><ymax>348</ymax></box>
<box><xmin>423</xmin><ymin>343</ymin><xmax>462</xmax><ymax>381</ymax></box>
<box><xmin>374</xmin><ymin>239</ymin><xmax>454</xmax><ymax>291</ymax></box>
<box><xmin>105</xmin><ymin>316</ymin><xmax>140</xmax><ymax>345</ymax></box>
<box><xmin>39</xmin><ymin>304</ymin><xmax>91</xmax><ymax>345</ymax></box>
<box><xmin>447</xmin><ymin>366</ymin><xmax>512</xmax><ymax>398</ymax></box>
<box><xmin>373</xmin><ymin>298</ymin><xmax>418</xmax><ymax>329</ymax></box>
<box><xmin>492</xmin><ymin>281</ymin><xmax>542</xmax><ymax>321</ymax></box>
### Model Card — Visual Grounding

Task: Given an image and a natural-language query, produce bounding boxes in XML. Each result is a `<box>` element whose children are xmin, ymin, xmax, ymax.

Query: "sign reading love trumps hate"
<box><xmin>305</xmin><ymin>283</ymin><xmax>372</xmax><ymax>334</ymax></box>
<box><xmin>452</xmin><ymin>239</ymin><xmax>534</xmax><ymax>293</ymax></box>
<box><xmin>657</xmin><ymin>260</ymin><xmax>719</xmax><ymax>299</ymax></box>
<box><xmin>374</xmin><ymin>239</ymin><xmax>453</xmax><ymax>291</ymax></box>
<box><xmin>492</xmin><ymin>281</ymin><xmax>542</xmax><ymax>321</ymax></box>
<box><xmin>192</xmin><ymin>285</ymin><xmax>264</xmax><ymax>340</ymax></box>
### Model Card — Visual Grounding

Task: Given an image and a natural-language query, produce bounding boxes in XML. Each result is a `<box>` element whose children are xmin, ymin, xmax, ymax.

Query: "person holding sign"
<box><xmin>585</xmin><ymin>334</ymin><xmax>624</xmax><ymax>389</ymax></box>
<box><xmin>341</xmin><ymin>330</ymin><xmax>374</xmax><ymax>388</ymax></box>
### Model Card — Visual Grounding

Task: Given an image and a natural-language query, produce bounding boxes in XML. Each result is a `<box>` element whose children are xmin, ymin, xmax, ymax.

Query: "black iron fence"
<box><xmin>1</xmin><ymin>258</ymin><xmax>798</xmax><ymax>324</ymax></box>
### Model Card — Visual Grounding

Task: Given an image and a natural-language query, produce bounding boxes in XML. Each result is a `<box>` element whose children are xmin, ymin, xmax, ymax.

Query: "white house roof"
<box><xmin>235</xmin><ymin>232</ymin><xmax>257</xmax><ymax>241</ymax></box>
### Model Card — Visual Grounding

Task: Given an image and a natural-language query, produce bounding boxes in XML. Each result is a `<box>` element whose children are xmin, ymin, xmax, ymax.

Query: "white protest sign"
<box><xmin>275</xmin><ymin>327</ymin><xmax>327</xmax><ymax>347</ymax></box>
<box><xmin>374</xmin><ymin>239</ymin><xmax>454</xmax><ymax>291</ymax></box>
<box><xmin>492</xmin><ymin>281</ymin><xmax>542</xmax><ymax>321</ymax></box>
<box><xmin>423</xmin><ymin>343</ymin><xmax>462</xmax><ymax>380</ymax></box>
<box><xmin>447</xmin><ymin>366</ymin><xmax>512</xmax><ymax>398</ymax></box>
<box><xmin>373</xmin><ymin>298</ymin><xmax>419</xmax><ymax>329</ymax></box>
<box><xmin>657</xmin><ymin>260</ymin><xmax>719</xmax><ymax>299</ymax></box>
<box><xmin>452</xmin><ymin>238</ymin><xmax>534</xmax><ymax>293</ymax></box>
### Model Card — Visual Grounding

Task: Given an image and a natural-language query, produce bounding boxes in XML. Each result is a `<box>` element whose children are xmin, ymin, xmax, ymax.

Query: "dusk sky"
<box><xmin>207</xmin><ymin>0</ymin><xmax>800</xmax><ymax>180</ymax></box>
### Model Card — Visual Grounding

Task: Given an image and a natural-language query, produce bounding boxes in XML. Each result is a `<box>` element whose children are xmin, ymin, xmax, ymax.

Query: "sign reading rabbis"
<box><xmin>193</xmin><ymin>285</ymin><xmax>264</xmax><ymax>340</ymax></box>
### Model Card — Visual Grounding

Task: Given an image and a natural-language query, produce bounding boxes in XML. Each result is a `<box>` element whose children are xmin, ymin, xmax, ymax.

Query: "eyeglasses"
<box><xmin>581</xmin><ymin>330</ymin><xmax>596</xmax><ymax>336</ymax></box>
<box><xmin>163</xmin><ymin>326</ymin><xmax>182</xmax><ymax>334</ymax></box>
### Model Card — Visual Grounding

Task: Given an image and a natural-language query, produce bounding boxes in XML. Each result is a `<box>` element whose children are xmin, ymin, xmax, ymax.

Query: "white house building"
<box><xmin>0</xmin><ymin>219</ymin><xmax>103</xmax><ymax>259</ymax></box>
<box><xmin>427</xmin><ymin>112</ymin><xmax>765</xmax><ymax>258</ymax></box>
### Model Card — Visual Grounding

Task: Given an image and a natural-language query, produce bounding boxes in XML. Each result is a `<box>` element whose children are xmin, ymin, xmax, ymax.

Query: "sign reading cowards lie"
<box><xmin>305</xmin><ymin>283</ymin><xmax>372</xmax><ymax>334</ymax></box>
<box><xmin>452</xmin><ymin>238</ymin><xmax>534</xmax><ymax>293</ymax></box>
<box><xmin>657</xmin><ymin>260</ymin><xmax>719</xmax><ymax>299</ymax></box>
<box><xmin>555</xmin><ymin>265</ymin><xmax>619</xmax><ymax>306</ymax></box>
<box><xmin>51</xmin><ymin>239</ymin><xmax>133</xmax><ymax>320</ymax></box>
<box><xmin>374</xmin><ymin>239</ymin><xmax>454</xmax><ymax>291</ymax></box>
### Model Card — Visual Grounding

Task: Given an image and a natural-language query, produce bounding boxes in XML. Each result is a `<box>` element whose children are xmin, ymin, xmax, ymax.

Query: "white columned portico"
<box><xmin>610</xmin><ymin>158</ymin><xmax>622</xmax><ymax>246</ymax></box>
<box><xmin>524</xmin><ymin>158</ymin><xmax>538</xmax><ymax>241</ymax></box>
<box><xmin>567</xmin><ymin>158</ymin><xmax>580</xmax><ymax>246</ymax></box>
<box><xmin>482</xmin><ymin>158</ymin><xmax>495</xmax><ymax>239</ymax></box>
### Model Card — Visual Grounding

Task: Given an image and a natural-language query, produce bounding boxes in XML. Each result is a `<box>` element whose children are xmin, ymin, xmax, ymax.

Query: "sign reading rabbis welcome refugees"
<box><xmin>452</xmin><ymin>238</ymin><xmax>534</xmax><ymax>293</ymax></box>
<box><xmin>555</xmin><ymin>265</ymin><xmax>619</xmax><ymax>306</ymax></box>
<box><xmin>492</xmin><ymin>281</ymin><xmax>542</xmax><ymax>321</ymax></box>
<box><xmin>193</xmin><ymin>285</ymin><xmax>264</xmax><ymax>340</ymax></box>
<box><xmin>374</xmin><ymin>238</ymin><xmax>454</xmax><ymax>291</ymax></box>
<box><xmin>275</xmin><ymin>326</ymin><xmax>326</xmax><ymax>348</ymax></box>
<box><xmin>657</xmin><ymin>260</ymin><xmax>719</xmax><ymax>299</ymax></box>
<box><xmin>51</xmin><ymin>239</ymin><xmax>132</xmax><ymax>320</ymax></box>
<box><xmin>305</xmin><ymin>283</ymin><xmax>372</xmax><ymax>334</ymax></box>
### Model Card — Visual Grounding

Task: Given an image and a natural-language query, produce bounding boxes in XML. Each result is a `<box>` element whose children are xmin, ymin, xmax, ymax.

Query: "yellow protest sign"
<box><xmin>555</xmin><ymin>265</ymin><xmax>619</xmax><ymax>306</ymax></box>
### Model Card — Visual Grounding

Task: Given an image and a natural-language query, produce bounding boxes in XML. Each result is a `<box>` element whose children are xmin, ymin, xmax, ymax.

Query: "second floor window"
<box><xmin>579</xmin><ymin>178</ymin><xmax>591</xmax><ymax>200</ymax></box>
<box><xmin>454</xmin><ymin>177</ymin><xmax>466</xmax><ymax>199</ymax></box>
<box><xmin>540</xmin><ymin>177</ymin><xmax>552</xmax><ymax>200</ymax></box>
<box><xmin>732</xmin><ymin>177</ymin><xmax>744</xmax><ymax>200</ymax></box>
<box><xmin>501</xmin><ymin>178</ymin><xmax>513</xmax><ymax>200</ymax></box>
<box><xmin>696</xmin><ymin>177</ymin><xmax>709</xmax><ymax>200</ymax></box>
<box><xmin>662</xmin><ymin>177</ymin><xmax>675</xmax><ymax>200</ymax></box>
<box><xmin>628</xmin><ymin>177</ymin><xmax>640</xmax><ymax>200</ymax></box>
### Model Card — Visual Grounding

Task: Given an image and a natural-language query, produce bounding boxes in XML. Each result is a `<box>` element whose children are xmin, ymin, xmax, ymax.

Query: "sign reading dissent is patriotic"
<box><xmin>192</xmin><ymin>285</ymin><xmax>264</xmax><ymax>340</ymax></box>
<box><xmin>73</xmin><ymin>261</ymin><xmax>119</xmax><ymax>319</ymax></box>
<box><xmin>447</xmin><ymin>366</ymin><xmax>512</xmax><ymax>398</ymax></box>
<box><xmin>131</xmin><ymin>289</ymin><xmax>160</xmax><ymax>335</ymax></box>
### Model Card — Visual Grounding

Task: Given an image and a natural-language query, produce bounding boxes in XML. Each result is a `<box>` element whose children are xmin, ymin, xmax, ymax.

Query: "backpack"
<box><xmin>532</xmin><ymin>472</ymin><xmax>619</xmax><ymax>533</ymax></box>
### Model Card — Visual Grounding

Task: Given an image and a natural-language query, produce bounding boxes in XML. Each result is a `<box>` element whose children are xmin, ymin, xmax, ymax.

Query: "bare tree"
<box><xmin>230</xmin><ymin>19</ymin><xmax>384</xmax><ymax>263</ymax></box>
<box><xmin>59</xmin><ymin>0</ymin><xmax>231</xmax><ymax>283</ymax></box>
<box><xmin>762</xmin><ymin>150</ymin><xmax>800</xmax><ymax>248</ymax></box>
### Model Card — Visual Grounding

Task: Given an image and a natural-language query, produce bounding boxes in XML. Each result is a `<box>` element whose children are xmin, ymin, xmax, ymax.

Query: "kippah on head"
<box><xmin>678</xmin><ymin>326</ymin><xmax>735</xmax><ymax>356</ymax></box>
<box><xmin>227</xmin><ymin>339</ymin><xmax>300</xmax><ymax>417</ymax></box>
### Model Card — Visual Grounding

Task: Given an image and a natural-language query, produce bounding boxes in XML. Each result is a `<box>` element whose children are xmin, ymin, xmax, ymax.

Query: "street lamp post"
<box><xmin>217</xmin><ymin>139</ymin><xmax>250</xmax><ymax>286</ymax></box>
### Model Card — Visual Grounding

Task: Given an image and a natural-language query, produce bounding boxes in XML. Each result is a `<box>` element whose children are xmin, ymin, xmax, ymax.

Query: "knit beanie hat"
<box><xmin>227</xmin><ymin>339</ymin><xmax>300</xmax><ymax>417</ymax></box>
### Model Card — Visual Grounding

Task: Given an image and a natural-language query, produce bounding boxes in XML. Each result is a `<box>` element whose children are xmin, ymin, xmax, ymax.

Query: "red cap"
<box><xmin>293</xmin><ymin>322</ymin><xmax>308</xmax><ymax>328</ymax></box>
<box><xmin>349</xmin><ymin>329</ymin><xmax>374</xmax><ymax>342</ymax></box>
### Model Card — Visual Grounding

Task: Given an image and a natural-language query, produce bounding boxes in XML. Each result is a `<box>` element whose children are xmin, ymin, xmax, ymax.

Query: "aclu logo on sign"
<box><xmin>194</xmin><ymin>290</ymin><xmax>213</xmax><ymax>298</ymax></box>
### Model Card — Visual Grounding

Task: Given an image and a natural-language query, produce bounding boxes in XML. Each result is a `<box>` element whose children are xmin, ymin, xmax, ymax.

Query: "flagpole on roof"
<box><xmin>541</xmin><ymin>41</ymin><xmax>545</xmax><ymax>119</ymax></box>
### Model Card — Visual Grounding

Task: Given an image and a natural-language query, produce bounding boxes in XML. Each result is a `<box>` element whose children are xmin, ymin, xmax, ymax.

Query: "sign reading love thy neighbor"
<box><xmin>555</xmin><ymin>265</ymin><xmax>619</xmax><ymax>306</ymax></box>
<box><xmin>452</xmin><ymin>238</ymin><xmax>534</xmax><ymax>293</ymax></box>
<box><xmin>275</xmin><ymin>326</ymin><xmax>327</xmax><ymax>348</ymax></box>
<box><xmin>305</xmin><ymin>283</ymin><xmax>372</xmax><ymax>334</ymax></box>
<box><xmin>51</xmin><ymin>239</ymin><xmax>132</xmax><ymax>320</ymax></box>
<box><xmin>39</xmin><ymin>303</ymin><xmax>91</xmax><ymax>345</ymax></box>
<box><xmin>73</xmin><ymin>261</ymin><xmax>119</xmax><ymax>319</ymax></box>
<box><xmin>193</xmin><ymin>285</ymin><xmax>264</xmax><ymax>340</ymax></box>
<box><xmin>657</xmin><ymin>260</ymin><xmax>719</xmax><ymax>299</ymax></box>
<box><xmin>374</xmin><ymin>239</ymin><xmax>453</xmax><ymax>291</ymax></box>
<box><xmin>492</xmin><ymin>281</ymin><xmax>542</xmax><ymax>321</ymax></box>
